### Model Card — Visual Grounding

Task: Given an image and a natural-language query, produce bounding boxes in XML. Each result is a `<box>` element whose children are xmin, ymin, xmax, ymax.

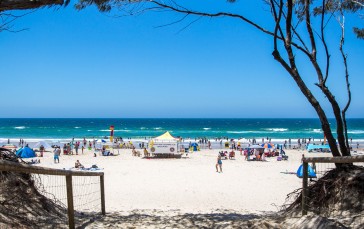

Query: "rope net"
<box><xmin>33</xmin><ymin>174</ymin><xmax>102</xmax><ymax>217</ymax></box>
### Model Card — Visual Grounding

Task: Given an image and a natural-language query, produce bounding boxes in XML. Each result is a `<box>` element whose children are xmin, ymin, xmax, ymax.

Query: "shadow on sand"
<box><xmin>78</xmin><ymin>210</ymin><xmax>267</xmax><ymax>228</ymax></box>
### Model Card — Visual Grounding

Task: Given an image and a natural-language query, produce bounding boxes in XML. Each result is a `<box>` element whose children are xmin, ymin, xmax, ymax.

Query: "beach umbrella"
<box><xmin>261</xmin><ymin>143</ymin><xmax>275</xmax><ymax>149</ymax></box>
<box><xmin>33</xmin><ymin>141</ymin><xmax>52</xmax><ymax>149</ymax></box>
<box><xmin>248</xmin><ymin>145</ymin><xmax>264</xmax><ymax>149</ymax></box>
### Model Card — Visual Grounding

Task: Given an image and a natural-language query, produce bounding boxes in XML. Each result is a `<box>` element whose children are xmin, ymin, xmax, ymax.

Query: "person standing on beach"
<box><xmin>75</xmin><ymin>143</ymin><xmax>79</xmax><ymax>155</ymax></box>
<box><xmin>216</xmin><ymin>155</ymin><xmax>222</xmax><ymax>173</ymax></box>
<box><xmin>54</xmin><ymin>147</ymin><xmax>60</xmax><ymax>163</ymax></box>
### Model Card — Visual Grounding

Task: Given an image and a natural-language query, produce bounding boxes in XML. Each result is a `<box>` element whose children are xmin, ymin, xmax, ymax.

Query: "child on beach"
<box><xmin>216</xmin><ymin>155</ymin><xmax>222</xmax><ymax>173</ymax></box>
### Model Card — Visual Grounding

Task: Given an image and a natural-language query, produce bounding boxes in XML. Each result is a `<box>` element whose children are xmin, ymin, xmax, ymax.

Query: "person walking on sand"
<box><xmin>216</xmin><ymin>155</ymin><xmax>223</xmax><ymax>173</ymax></box>
<box><xmin>54</xmin><ymin>146</ymin><xmax>60</xmax><ymax>163</ymax></box>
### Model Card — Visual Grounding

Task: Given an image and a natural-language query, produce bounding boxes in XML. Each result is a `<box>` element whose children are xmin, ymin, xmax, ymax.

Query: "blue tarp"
<box><xmin>16</xmin><ymin>147</ymin><xmax>36</xmax><ymax>158</ymax></box>
<box><xmin>296</xmin><ymin>164</ymin><xmax>317</xmax><ymax>178</ymax></box>
<box><xmin>307</xmin><ymin>144</ymin><xmax>330</xmax><ymax>151</ymax></box>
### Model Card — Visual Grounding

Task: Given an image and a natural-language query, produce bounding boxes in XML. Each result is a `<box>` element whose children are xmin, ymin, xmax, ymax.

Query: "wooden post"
<box><xmin>302</xmin><ymin>162</ymin><xmax>308</xmax><ymax>215</ymax></box>
<box><xmin>100</xmin><ymin>174</ymin><xmax>106</xmax><ymax>215</ymax></box>
<box><xmin>66</xmin><ymin>175</ymin><xmax>75</xmax><ymax>229</ymax></box>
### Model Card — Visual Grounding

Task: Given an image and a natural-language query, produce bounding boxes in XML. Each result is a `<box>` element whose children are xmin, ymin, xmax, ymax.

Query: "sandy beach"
<box><xmin>34</xmin><ymin>148</ymin><xmax>332</xmax><ymax>214</ymax></box>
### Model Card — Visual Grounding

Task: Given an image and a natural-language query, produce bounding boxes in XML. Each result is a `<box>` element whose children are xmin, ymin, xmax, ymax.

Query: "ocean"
<box><xmin>1</xmin><ymin>118</ymin><xmax>364</xmax><ymax>143</ymax></box>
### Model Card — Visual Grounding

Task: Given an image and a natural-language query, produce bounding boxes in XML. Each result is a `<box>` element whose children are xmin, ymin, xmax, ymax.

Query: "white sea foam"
<box><xmin>154</xmin><ymin>127</ymin><xmax>162</xmax><ymax>130</ymax></box>
<box><xmin>14</xmin><ymin>126</ymin><xmax>27</xmax><ymax>129</ymax></box>
<box><xmin>203</xmin><ymin>128</ymin><xmax>211</xmax><ymax>130</ymax></box>
<box><xmin>265</xmin><ymin>128</ymin><xmax>288</xmax><ymax>132</ymax></box>
<box><xmin>74</xmin><ymin>127</ymin><xmax>81</xmax><ymax>129</ymax></box>
<box><xmin>100</xmin><ymin>129</ymin><xmax>130</xmax><ymax>132</ymax></box>
<box><xmin>140</xmin><ymin>127</ymin><xmax>147</xmax><ymax>130</ymax></box>
<box><xmin>347</xmin><ymin>130</ymin><xmax>364</xmax><ymax>134</ymax></box>
<box><xmin>312</xmin><ymin>129</ymin><xmax>322</xmax><ymax>133</ymax></box>
<box><xmin>227</xmin><ymin>131</ymin><xmax>255</xmax><ymax>134</ymax></box>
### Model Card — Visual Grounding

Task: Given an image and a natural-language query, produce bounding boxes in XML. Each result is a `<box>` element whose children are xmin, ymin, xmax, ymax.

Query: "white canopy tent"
<box><xmin>149</xmin><ymin>131</ymin><xmax>180</xmax><ymax>154</ymax></box>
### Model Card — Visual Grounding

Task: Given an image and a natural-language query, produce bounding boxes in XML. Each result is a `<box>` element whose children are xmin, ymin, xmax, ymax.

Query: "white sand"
<box><xmin>34</xmin><ymin>148</ymin><xmax>334</xmax><ymax>215</ymax></box>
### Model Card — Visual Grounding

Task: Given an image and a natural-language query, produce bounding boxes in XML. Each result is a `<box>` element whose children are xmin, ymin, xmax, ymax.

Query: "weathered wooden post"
<box><xmin>100</xmin><ymin>174</ymin><xmax>106</xmax><ymax>215</ymax></box>
<box><xmin>302</xmin><ymin>158</ymin><xmax>308</xmax><ymax>215</ymax></box>
<box><xmin>66</xmin><ymin>175</ymin><xmax>75</xmax><ymax>229</ymax></box>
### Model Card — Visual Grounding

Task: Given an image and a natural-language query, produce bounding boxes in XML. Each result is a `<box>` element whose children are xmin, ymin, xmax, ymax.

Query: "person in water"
<box><xmin>216</xmin><ymin>155</ymin><xmax>222</xmax><ymax>173</ymax></box>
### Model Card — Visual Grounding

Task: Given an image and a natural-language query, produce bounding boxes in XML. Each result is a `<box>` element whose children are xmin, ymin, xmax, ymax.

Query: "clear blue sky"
<box><xmin>0</xmin><ymin>1</ymin><xmax>363</xmax><ymax>118</ymax></box>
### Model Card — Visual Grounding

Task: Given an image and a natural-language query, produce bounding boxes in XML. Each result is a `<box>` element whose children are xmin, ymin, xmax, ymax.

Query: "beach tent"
<box><xmin>16</xmin><ymin>147</ymin><xmax>36</xmax><ymax>158</ymax></box>
<box><xmin>190</xmin><ymin>142</ymin><xmax>199</xmax><ymax>151</ymax></box>
<box><xmin>153</xmin><ymin>131</ymin><xmax>178</xmax><ymax>141</ymax></box>
<box><xmin>150</xmin><ymin>131</ymin><xmax>180</xmax><ymax>154</ymax></box>
<box><xmin>296</xmin><ymin>164</ymin><xmax>317</xmax><ymax>178</ymax></box>
<box><xmin>33</xmin><ymin>141</ymin><xmax>52</xmax><ymax>149</ymax></box>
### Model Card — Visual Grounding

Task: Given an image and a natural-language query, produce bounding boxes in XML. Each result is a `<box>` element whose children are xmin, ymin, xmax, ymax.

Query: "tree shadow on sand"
<box><xmin>79</xmin><ymin>210</ymin><xmax>268</xmax><ymax>228</ymax></box>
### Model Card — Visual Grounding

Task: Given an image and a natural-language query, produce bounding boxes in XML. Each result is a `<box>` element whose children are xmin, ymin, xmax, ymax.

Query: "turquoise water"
<box><xmin>1</xmin><ymin>118</ymin><xmax>364</xmax><ymax>141</ymax></box>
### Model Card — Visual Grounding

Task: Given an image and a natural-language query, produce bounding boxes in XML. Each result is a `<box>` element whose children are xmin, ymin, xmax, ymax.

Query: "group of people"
<box><xmin>218</xmin><ymin>150</ymin><xmax>235</xmax><ymax>160</ymax></box>
<box><xmin>131</xmin><ymin>147</ymin><xmax>150</xmax><ymax>157</ymax></box>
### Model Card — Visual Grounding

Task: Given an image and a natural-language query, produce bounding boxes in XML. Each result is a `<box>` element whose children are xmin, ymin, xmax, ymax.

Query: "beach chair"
<box><xmin>219</xmin><ymin>151</ymin><xmax>228</xmax><ymax>160</ymax></box>
<box><xmin>229</xmin><ymin>151</ymin><xmax>235</xmax><ymax>160</ymax></box>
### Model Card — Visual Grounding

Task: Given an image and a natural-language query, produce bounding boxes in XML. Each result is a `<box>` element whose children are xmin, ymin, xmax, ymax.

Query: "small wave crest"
<box><xmin>348</xmin><ymin>130</ymin><xmax>364</xmax><ymax>134</ymax></box>
<box><xmin>14</xmin><ymin>126</ymin><xmax>27</xmax><ymax>130</ymax></box>
<box><xmin>100</xmin><ymin>129</ymin><xmax>130</xmax><ymax>132</ymax></box>
<box><xmin>227</xmin><ymin>131</ymin><xmax>254</xmax><ymax>134</ymax></box>
<box><xmin>203</xmin><ymin>128</ymin><xmax>211</xmax><ymax>130</ymax></box>
<box><xmin>265</xmin><ymin>128</ymin><xmax>288</xmax><ymax>132</ymax></box>
<box><xmin>154</xmin><ymin>127</ymin><xmax>162</xmax><ymax>130</ymax></box>
<box><xmin>74</xmin><ymin>127</ymin><xmax>81</xmax><ymax>129</ymax></box>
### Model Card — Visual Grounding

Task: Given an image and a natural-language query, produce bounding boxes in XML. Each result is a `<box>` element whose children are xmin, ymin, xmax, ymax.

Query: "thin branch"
<box><xmin>150</xmin><ymin>1</ymin><xmax>310</xmax><ymax>57</ymax></box>
<box><xmin>339</xmin><ymin>12</ymin><xmax>352</xmax><ymax>154</ymax></box>
<box><xmin>321</xmin><ymin>0</ymin><xmax>330</xmax><ymax>84</ymax></box>
<box><xmin>151</xmin><ymin>1</ymin><xmax>276</xmax><ymax>38</ymax></box>
<box><xmin>176</xmin><ymin>15</ymin><xmax>202</xmax><ymax>34</ymax></box>
<box><xmin>304</xmin><ymin>0</ymin><xmax>322</xmax><ymax>83</ymax></box>
<box><xmin>154</xmin><ymin>13</ymin><xmax>189</xmax><ymax>28</ymax></box>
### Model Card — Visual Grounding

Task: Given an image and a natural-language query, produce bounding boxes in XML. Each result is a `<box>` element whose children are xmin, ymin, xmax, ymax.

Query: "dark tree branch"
<box><xmin>321</xmin><ymin>0</ymin><xmax>331</xmax><ymax>84</ymax></box>
<box><xmin>270</xmin><ymin>0</ymin><xmax>284</xmax><ymax>51</ymax></box>
<box><xmin>339</xmin><ymin>12</ymin><xmax>352</xmax><ymax>154</ymax></box>
<box><xmin>0</xmin><ymin>0</ymin><xmax>66</xmax><ymax>11</ymax></box>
